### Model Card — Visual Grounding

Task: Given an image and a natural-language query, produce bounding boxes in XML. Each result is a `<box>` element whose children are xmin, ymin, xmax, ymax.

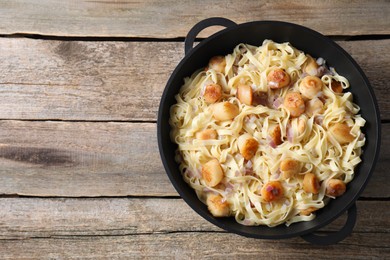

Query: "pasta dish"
<box><xmin>169</xmin><ymin>40</ymin><xmax>365</xmax><ymax>226</ymax></box>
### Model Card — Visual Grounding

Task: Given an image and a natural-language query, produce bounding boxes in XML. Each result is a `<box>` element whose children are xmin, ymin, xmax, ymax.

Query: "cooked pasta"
<box><xmin>169</xmin><ymin>40</ymin><xmax>365</xmax><ymax>227</ymax></box>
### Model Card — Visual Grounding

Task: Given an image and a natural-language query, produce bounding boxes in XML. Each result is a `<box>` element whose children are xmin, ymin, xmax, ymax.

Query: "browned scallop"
<box><xmin>299</xmin><ymin>76</ymin><xmax>323</xmax><ymax>99</ymax></box>
<box><xmin>331</xmin><ymin>79</ymin><xmax>343</xmax><ymax>93</ymax></box>
<box><xmin>325</xmin><ymin>179</ymin><xmax>346</xmax><ymax>197</ymax></box>
<box><xmin>283</xmin><ymin>92</ymin><xmax>305</xmax><ymax>117</ymax></box>
<box><xmin>203</xmin><ymin>84</ymin><xmax>222</xmax><ymax>104</ymax></box>
<box><xmin>305</xmin><ymin>97</ymin><xmax>324</xmax><ymax>117</ymax></box>
<box><xmin>209</xmin><ymin>56</ymin><xmax>226</xmax><ymax>74</ymax></box>
<box><xmin>196</xmin><ymin>129</ymin><xmax>218</xmax><ymax>140</ymax></box>
<box><xmin>329</xmin><ymin>123</ymin><xmax>355</xmax><ymax>144</ymax></box>
<box><xmin>267</xmin><ymin>68</ymin><xmax>291</xmax><ymax>89</ymax></box>
<box><xmin>280</xmin><ymin>158</ymin><xmax>300</xmax><ymax>179</ymax></box>
<box><xmin>303</xmin><ymin>173</ymin><xmax>320</xmax><ymax>194</ymax></box>
<box><xmin>201</xmin><ymin>159</ymin><xmax>224</xmax><ymax>187</ymax></box>
<box><xmin>212</xmin><ymin>102</ymin><xmax>239</xmax><ymax>121</ymax></box>
<box><xmin>237</xmin><ymin>84</ymin><xmax>253</xmax><ymax>105</ymax></box>
<box><xmin>269</xmin><ymin>125</ymin><xmax>283</xmax><ymax>147</ymax></box>
<box><xmin>303</xmin><ymin>55</ymin><xmax>319</xmax><ymax>76</ymax></box>
<box><xmin>300</xmin><ymin>206</ymin><xmax>318</xmax><ymax>216</ymax></box>
<box><xmin>206</xmin><ymin>193</ymin><xmax>230</xmax><ymax>217</ymax></box>
<box><xmin>237</xmin><ymin>134</ymin><xmax>259</xmax><ymax>160</ymax></box>
<box><xmin>261</xmin><ymin>181</ymin><xmax>284</xmax><ymax>202</ymax></box>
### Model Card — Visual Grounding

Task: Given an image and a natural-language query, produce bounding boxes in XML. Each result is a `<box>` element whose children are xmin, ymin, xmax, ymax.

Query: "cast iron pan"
<box><xmin>157</xmin><ymin>18</ymin><xmax>381</xmax><ymax>245</ymax></box>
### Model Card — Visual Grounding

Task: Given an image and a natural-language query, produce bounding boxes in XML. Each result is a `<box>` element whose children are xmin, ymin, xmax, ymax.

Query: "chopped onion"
<box><xmin>272</xmin><ymin>170</ymin><xmax>281</xmax><ymax>180</ymax></box>
<box><xmin>245</xmin><ymin>160</ymin><xmax>253</xmax><ymax>169</ymax></box>
<box><xmin>286</xmin><ymin>123</ymin><xmax>294</xmax><ymax>143</ymax></box>
<box><xmin>221</xmin><ymin>187</ymin><xmax>233</xmax><ymax>199</ymax></box>
<box><xmin>185</xmin><ymin>169</ymin><xmax>201</xmax><ymax>178</ymax></box>
<box><xmin>316</xmin><ymin>57</ymin><xmax>325</xmax><ymax>65</ymax></box>
<box><xmin>272</xmin><ymin>97</ymin><xmax>283</xmax><ymax>109</ymax></box>
<box><xmin>242</xmin><ymin>219</ymin><xmax>254</xmax><ymax>226</ymax></box>
<box><xmin>300</xmin><ymin>72</ymin><xmax>308</xmax><ymax>79</ymax></box>
<box><xmin>249</xmin><ymin>115</ymin><xmax>257</xmax><ymax>124</ymax></box>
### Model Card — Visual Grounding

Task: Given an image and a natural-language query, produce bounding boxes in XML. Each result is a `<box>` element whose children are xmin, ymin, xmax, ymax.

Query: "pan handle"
<box><xmin>301</xmin><ymin>203</ymin><xmax>357</xmax><ymax>245</ymax></box>
<box><xmin>184</xmin><ymin>17</ymin><xmax>237</xmax><ymax>55</ymax></box>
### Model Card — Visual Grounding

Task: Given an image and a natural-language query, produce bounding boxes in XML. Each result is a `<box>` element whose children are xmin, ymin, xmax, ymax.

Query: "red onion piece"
<box><xmin>286</xmin><ymin>123</ymin><xmax>293</xmax><ymax>143</ymax></box>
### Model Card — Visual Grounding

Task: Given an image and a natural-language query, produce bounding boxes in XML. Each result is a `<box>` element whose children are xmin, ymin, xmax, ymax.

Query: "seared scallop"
<box><xmin>283</xmin><ymin>92</ymin><xmax>305</xmax><ymax>117</ymax></box>
<box><xmin>280</xmin><ymin>158</ymin><xmax>300</xmax><ymax>179</ymax></box>
<box><xmin>299</xmin><ymin>76</ymin><xmax>323</xmax><ymax>99</ymax></box>
<box><xmin>203</xmin><ymin>83</ymin><xmax>222</xmax><ymax>104</ymax></box>
<box><xmin>303</xmin><ymin>173</ymin><xmax>320</xmax><ymax>194</ymax></box>
<box><xmin>208</xmin><ymin>56</ymin><xmax>226</xmax><ymax>74</ymax></box>
<box><xmin>196</xmin><ymin>129</ymin><xmax>218</xmax><ymax>140</ymax></box>
<box><xmin>206</xmin><ymin>193</ymin><xmax>230</xmax><ymax>217</ymax></box>
<box><xmin>261</xmin><ymin>181</ymin><xmax>284</xmax><ymax>202</ymax></box>
<box><xmin>201</xmin><ymin>159</ymin><xmax>224</xmax><ymax>187</ymax></box>
<box><xmin>329</xmin><ymin>123</ymin><xmax>355</xmax><ymax>144</ymax></box>
<box><xmin>237</xmin><ymin>133</ymin><xmax>259</xmax><ymax>160</ymax></box>
<box><xmin>269</xmin><ymin>125</ymin><xmax>283</xmax><ymax>147</ymax></box>
<box><xmin>237</xmin><ymin>84</ymin><xmax>253</xmax><ymax>105</ymax></box>
<box><xmin>267</xmin><ymin>68</ymin><xmax>291</xmax><ymax>89</ymax></box>
<box><xmin>303</xmin><ymin>55</ymin><xmax>319</xmax><ymax>76</ymax></box>
<box><xmin>325</xmin><ymin>179</ymin><xmax>346</xmax><ymax>197</ymax></box>
<box><xmin>212</xmin><ymin>102</ymin><xmax>239</xmax><ymax>121</ymax></box>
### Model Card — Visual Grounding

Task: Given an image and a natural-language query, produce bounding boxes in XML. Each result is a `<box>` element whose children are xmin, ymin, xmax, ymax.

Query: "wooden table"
<box><xmin>0</xmin><ymin>1</ymin><xmax>389</xmax><ymax>258</ymax></box>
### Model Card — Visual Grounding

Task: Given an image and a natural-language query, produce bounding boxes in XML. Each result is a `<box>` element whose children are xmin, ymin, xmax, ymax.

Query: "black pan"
<box><xmin>157</xmin><ymin>18</ymin><xmax>381</xmax><ymax>245</ymax></box>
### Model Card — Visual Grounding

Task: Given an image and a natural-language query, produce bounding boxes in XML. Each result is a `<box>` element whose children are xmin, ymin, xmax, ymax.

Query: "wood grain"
<box><xmin>0</xmin><ymin>1</ymin><xmax>389</xmax><ymax>38</ymax></box>
<box><xmin>0</xmin><ymin>1</ymin><xmax>388</xmax><ymax>258</ymax></box>
<box><xmin>0</xmin><ymin>232</ymin><xmax>388</xmax><ymax>259</ymax></box>
<box><xmin>2</xmin><ymin>234</ymin><xmax>389</xmax><ymax>259</ymax></box>
<box><xmin>0</xmin><ymin>198</ymin><xmax>387</xmax><ymax>238</ymax></box>
<box><xmin>0</xmin><ymin>120</ymin><xmax>387</xmax><ymax>198</ymax></box>
<box><xmin>0</xmin><ymin>198</ymin><xmax>388</xmax><ymax>258</ymax></box>
<box><xmin>0</xmin><ymin>38</ymin><xmax>389</xmax><ymax>121</ymax></box>
<box><xmin>0</xmin><ymin>121</ymin><xmax>176</xmax><ymax>197</ymax></box>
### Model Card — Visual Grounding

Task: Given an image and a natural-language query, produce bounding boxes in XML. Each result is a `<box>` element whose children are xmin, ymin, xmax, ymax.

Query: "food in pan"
<box><xmin>169</xmin><ymin>40</ymin><xmax>365</xmax><ymax>227</ymax></box>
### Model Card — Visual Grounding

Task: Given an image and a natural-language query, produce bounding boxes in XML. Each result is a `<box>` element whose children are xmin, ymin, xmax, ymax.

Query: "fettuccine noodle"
<box><xmin>169</xmin><ymin>40</ymin><xmax>365</xmax><ymax>227</ymax></box>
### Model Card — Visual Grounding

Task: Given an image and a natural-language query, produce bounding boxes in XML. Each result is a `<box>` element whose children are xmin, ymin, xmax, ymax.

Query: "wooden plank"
<box><xmin>0</xmin><ymin>39</ymin><xmax>179</xmax><ymax>121</ymax></box>
<box><xmin>0</xmin><ymin>38</ymin><xmax>388</xmax><ymax>121</ymax></box>
<box><xmin>0</xmin><ymin>121</ymin><xmax>176</xmax><ymax>197</ymax></box>
<box><xmin>0</xmin><ymin>1</ymin><xmax>389</xmax><ymax>37</ymax></box>
<box><xmin>0</xmin><ymin>198</ymin><xmax>387</xmax><ymax>239</ymax></box>
<box><xmin>0</xmin><ymin>198</ymin><xmax>388</xmax><ymax>258</ymax></box>
<box><xmin>0</xmin><ymin>233</ymin><xmax>388</xmax><ymax>259</ymax></box>
<box><xmin>0</xmin><ymin>120</ymin><xmax>387</xmax><ymax>198</ymax></box>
